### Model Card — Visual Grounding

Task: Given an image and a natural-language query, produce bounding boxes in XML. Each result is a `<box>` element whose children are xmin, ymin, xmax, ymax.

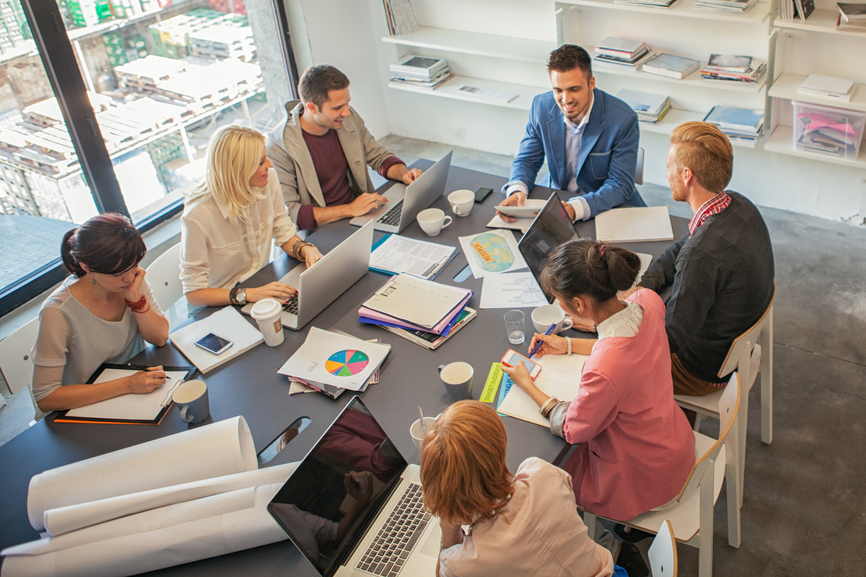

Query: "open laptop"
<box><xmin>349</xmin><ymin>151</ymin><xmax>453</xmax><ymax>233</ymax></box>
<box><xmin>517</xmin><ymin>192</ymin><xmax>581</xmax><ymax>303</ymax></box>
<box><xmin>242</xmin><ymin>221</ymin><xmax>374</xmax><ymax>330</ymax></box>
<box><xmin>268</xmin><ymin>396</ymin><xmax>440</xmax><ymax>577</ymax></box>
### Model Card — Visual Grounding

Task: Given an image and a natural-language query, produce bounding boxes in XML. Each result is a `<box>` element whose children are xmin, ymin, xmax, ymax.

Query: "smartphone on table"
<box><xmin>475</xmin><ymin>187</ymin><xmax>494</xmax><ymax>203</ymax></box>
<box><xmin>501</xmin><ymin>349</ymin><xmax>542</xmax><ymax>379</ymax></box>
<box><xmin>194</xmin><ymin>333</ymin><xmax>233</xmax><ymax>355</ymax></box>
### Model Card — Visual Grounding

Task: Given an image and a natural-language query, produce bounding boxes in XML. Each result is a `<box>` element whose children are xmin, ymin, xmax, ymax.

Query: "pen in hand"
<box><xmin>528</xmin><ymin>323</ymin><xmax>558</xmax><ymax>360</ymax></box>
<box><xmin>127</xmin><ymin>363</ymin><xmax>171</xmax><ymax>379</ymax></box>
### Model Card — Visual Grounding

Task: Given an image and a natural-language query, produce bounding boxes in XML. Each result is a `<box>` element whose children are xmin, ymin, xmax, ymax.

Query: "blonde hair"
<box><xmin>670</xmin><ymin>121</ymin><xmax>733</xmax><ymax>193</ymax></box>
<box><xmin>420</xmin><ymin>401</ymin><xmax>513</xmax><ymax>525</ymax></box>
<box><xmin>188</xmin><ymin>125</ymin><xmax>267</xmax><ymax>220</ymax></box>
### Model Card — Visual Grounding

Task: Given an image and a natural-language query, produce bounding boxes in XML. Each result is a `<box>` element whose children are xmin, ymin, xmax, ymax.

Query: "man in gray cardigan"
<box><xmin>267</xmin><ymin>65</ymin><xmax>422</xmax><ymax>230</ymax></box>
<box><xmin>638</xmin><ymin>121</ymin><xmax>774</xmax><ymax>396</ymax></box>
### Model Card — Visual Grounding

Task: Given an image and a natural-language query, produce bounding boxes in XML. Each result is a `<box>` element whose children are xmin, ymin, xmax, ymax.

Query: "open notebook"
<box><xmin>497</xmin><ymin>352</ymin><xmax>589</xmax><ymax>427</ymax></box>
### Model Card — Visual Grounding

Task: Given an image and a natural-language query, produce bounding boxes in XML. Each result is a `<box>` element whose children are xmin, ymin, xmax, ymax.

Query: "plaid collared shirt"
<box><xmin>688</xmin><ymin>192</ymin><xmax>731</xmax><ymax>236</ymax></box>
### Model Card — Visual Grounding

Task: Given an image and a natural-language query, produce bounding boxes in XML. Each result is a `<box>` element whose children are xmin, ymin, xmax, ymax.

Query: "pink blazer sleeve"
<box><xmin>562</xmin><ymin>368</ymin><xmax>619</xmax><ymax>444</ymax></box>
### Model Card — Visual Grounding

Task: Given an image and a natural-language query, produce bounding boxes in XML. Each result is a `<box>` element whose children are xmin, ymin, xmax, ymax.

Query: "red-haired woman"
<box><xmin>30</xmin><ymin>213</ymin><xmax>169</xmax><ymax>414</ymax></box>
<box><xmin>420</xmin><ymin>400</ymin><xmax>615</xmax><ymax>577</ymax></box>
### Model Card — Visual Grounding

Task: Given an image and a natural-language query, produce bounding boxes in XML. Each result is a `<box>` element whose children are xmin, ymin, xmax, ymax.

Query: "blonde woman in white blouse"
<box><xmin>181</xmin><ymin>125</ymin><xmax>322</xmax><ymax>308</ymax></box>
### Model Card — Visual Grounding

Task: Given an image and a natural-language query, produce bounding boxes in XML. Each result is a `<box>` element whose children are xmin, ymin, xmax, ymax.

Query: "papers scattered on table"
<box><xmin>594</xmin><ymin>206</ymin><xmax>674</xmax><ymax>243</ymax></box>
<box><xmin>370</xmin><ymin>234</ymin><xmax>456</xmax><ymax>280</ymax></box>
<box><xmin>480</xmin><ymin>271</ymin><xmax>549</xmax><ymax>309</ymax></box>
<box><xmin>57</xmin><ymin>365</ymin><xmax>196</xmax><ymax>424</ymax></box>
<box><xmin>498</xmin><ymin>353</ymin><xmax>588</xmax><ymax>427</ymax></box>
<box><xmin>288</xmin><ymin>334</ymin><xmax>383</xmax><ymax>397</ymax></box>
<box><xmin>458</xmin><ymin>229</ymin><xmax>528</xmax><ymax>279</ymax></box>
<box><xmin>278</xmin><ymin>328</ymin><xmax>390</xmax><ymax>392</ymax></box>
<box><xmin>170</xmin><ymin>306</ymin><xmax>264</xmax><ymax>374</ymax></box>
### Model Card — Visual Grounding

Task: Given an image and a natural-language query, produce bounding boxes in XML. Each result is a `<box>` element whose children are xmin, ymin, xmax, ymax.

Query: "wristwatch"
<box><xmin>236</xmin><ymin>288</ymin><xmax>247</xmax><ymax>306</ymax></box>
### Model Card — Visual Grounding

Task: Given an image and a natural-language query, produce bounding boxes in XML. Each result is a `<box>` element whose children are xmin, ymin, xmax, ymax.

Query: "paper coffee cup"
<box><xmin>250</xmin><ymin>298</ymin><xmax>284</xmax><ymax>347</ymax></box>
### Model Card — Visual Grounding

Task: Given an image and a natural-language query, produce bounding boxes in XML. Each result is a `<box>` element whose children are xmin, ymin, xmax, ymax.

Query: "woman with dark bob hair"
<box><xmin>30</xmin><ymin>213</ymin><xmax>169</xmax><ymax>414</ymax></box>
<box><xmin>421</xmin><ymin>400</ymin><xmax>615</xmax><ymax>577</ymax></box>
<box><xmin>501</xmin><ymin>240</ymin><xmax>695</xmax><ymax>529</ymax></box>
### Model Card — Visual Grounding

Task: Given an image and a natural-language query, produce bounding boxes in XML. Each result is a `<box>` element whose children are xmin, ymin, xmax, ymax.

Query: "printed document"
<box><xmin>458</xmin><ymin>229</ymin><xmax>528</xmax><ymax>279</ymax></box>
<box><xmin>480</xmin><ymin>272</ymin><xmax>549</xmax><ymax>309</ymax></box>
<box><xmin>370</xmin><ymin>235</ymin><xmax>456</xmax><ymax>279</ymax></box>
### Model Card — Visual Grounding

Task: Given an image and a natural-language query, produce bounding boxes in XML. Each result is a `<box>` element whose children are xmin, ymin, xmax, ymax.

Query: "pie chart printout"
<box><xmin>325</xmin><ymin>350</ymin><xmax>370</xmax><ymax>377</ymax></box>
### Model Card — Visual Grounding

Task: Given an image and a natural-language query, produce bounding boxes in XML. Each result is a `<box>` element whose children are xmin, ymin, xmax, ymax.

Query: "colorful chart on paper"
<box><xmin>325</xmin><ymin>350</ymin><xmax>370</xmax><ymax>377</ymax></box>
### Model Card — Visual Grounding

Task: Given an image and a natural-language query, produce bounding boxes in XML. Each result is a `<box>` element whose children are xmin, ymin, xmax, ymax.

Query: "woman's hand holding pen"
<box><xmin>527</xmin><ymin>333</ymin><xmax>568</xmax><ymax>358</ymax></box>
<box><xmin>127</xmin><ymin>366</ymin><xmax>166</xmax><ymax>394</ymax></box>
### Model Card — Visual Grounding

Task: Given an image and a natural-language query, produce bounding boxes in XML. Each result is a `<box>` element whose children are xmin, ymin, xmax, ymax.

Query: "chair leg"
<box><xmin>699</xmin><ymin>460</ymin><xmax>715</xmax><ymax>577</ymax></box>
<box><xmin>761</xmin><ymin>311</ymin><xmax>773</xmax><ymax>445</ymax></box>
<box><xmin>725</xmin><ymin>427</ymin><xmax>742</xmax><ymax>547</ymax></box>
<box><xmin>694</xmin><ymin>413</ymin><xmax>706</xmax><ymax>432</ymax></box>
<box><xmin>737</xmin><ymin>346</ymin><xmax>752</xmax><ymax>511</ymax></box>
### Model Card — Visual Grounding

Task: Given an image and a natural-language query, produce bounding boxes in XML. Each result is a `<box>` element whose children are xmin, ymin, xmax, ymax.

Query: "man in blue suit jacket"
<box><xmin>498</xmin><ymin>45</ymin><xmax>645</xmax><ymax>223</ymax></box>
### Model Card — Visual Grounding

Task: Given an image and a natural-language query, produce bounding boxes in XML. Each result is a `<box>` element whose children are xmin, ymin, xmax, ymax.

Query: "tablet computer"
<box><xmin>495</xmin><ymin>198</ymin><xmax>547</xmax><ymax>218</ymax></box>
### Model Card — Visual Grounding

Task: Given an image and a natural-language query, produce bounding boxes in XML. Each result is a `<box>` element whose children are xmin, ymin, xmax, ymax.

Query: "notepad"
<box><xmin>170</xmin><ymin>306</ymin><xmax>264</xmax><ymax>373</ymax></box>
<box><xmin>497</xmin><ymin>353</ymin><xmax>589</xmax><ymax>427</ymax></box>
<box><xmin>594</xmin><ymin>206</ymin><xmax>674</xmax><ymax>243</ymax></box>
<box><xmin>55</xmin><ymin>364</ymin><xmax>196</xmax><ymax>424</ymax></box>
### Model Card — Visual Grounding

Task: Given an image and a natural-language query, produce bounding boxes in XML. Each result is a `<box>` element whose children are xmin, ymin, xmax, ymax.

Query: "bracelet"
<box><xmin>566</xmin><ymin>337</ymin><xmax>572</xmax><ymax>356</ymax></box>
<box><xmin>229</xmin><ymin>287</ymin><xmax>239</xmax><ymax>306</ymax></box>
<box><xmin>292</xmin><ymin>241</ymin><xmax>313</xmax><ymax>261</ymax></box>
<box><xmin>125</xmin><ymin>293</ymin><xmax>149</xmax><ymax>313</ymax></box>
<box><xmin>539</xmin><ymin>396</ymin><xmax>559</xmax><ymax>419</ymax></box>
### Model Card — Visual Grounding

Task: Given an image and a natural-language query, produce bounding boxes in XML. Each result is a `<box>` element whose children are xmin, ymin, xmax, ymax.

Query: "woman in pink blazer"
<box><xmin>502</xmin><ymin>239</ymin><xmax>695</xmax><ymax>523</ymax></box>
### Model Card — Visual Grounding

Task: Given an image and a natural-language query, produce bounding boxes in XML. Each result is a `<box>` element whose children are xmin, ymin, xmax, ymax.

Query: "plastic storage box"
<box><xmin>793</xmin><ymin>100</ymin><xmax>866</xmax><ymax>160</ymax></box>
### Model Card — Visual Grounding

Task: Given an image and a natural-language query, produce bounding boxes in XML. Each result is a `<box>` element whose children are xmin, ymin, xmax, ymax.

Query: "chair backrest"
<box><xmin>717</xmin><ymin>285</ymin><xmax>775</xmax><ymax>378</ymax></box>
<box><xmin>649</xmin><ymin>519</ymin><xmax>678</xmax><ymax>577</ymax></box>
<box><xmin>635</xmin><ymin>146</ymin><xmax>645</xmax><ymax>186</ymax></box>
<box><xmin>0</xmin><ymin>318</ymin><xmax>40</xmax><ymax>395</ymax></box>
<box><xmin>674</xmin><ymin>372</ymin><xmax>741</xmax><ymax>501</ymax></box>
<box><xmin>145</xmin><ymin>243</ymin><xmax>183</xmax><ymax>315</ymax></box>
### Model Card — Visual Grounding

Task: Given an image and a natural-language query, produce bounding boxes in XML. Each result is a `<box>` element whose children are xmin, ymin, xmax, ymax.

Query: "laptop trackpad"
<box><xmin>419</xmin><ymin>523</ymin><xmax>442</xmax><ymax>558</ymax></box>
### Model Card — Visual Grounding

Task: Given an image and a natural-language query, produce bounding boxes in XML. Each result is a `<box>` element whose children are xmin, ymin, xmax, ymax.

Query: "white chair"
<box><xmin>635</xmin><ymin>146</ymin><xmax>645</xmax><ymax>186</ymax></box>
<box><xmin>649</xmin><ymin>519</ymin><xmax>677</xmax><ymax>577</ymax></box>
<box><xmin>675</xmin><ymin>288</ymin><xmax>775</xmax><ymax>519</ymax></box>
<box><xmin>584</xmin><ymin>372</ymin><xmax>741</xmax><ymax>577</ymax></box>
<box><xmin>145</xmin><ymin>242</ymin><xmax>184</xmax><ymax>329</ymax></box>
<box><xmin>0</xmin><ymin>318</ymin><xmax>39</xmax><ymax>396</ymax></box>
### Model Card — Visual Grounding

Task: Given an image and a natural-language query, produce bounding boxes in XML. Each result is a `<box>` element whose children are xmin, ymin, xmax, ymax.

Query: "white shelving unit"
<box><xmin>769</xmin><ymin>73</ymin><xmax>866</xmax><ymax>112</ymax></box>
<box><xmin>382</xmin><ymin>26</ymin><xmax>554</xmax><ymax>63</ymax></box>
<box><xmin>558</xmin><ymin>0</ymin><xmax>772</xmax><ymax>24</ymax></box>
<box><xmin>774</xmin><ymin>9</ymin><xmax>866</xmax><ymax>36</ymax></box>
<box><xmin>387</xmin><ymin>75</ymin><xmax>538</xmax><ymax>111</ymax></box>
<box><xmin>592</xmin><ymin>57</ymin><xmax>767</xmax><ymax>94</ymax></box>
<box><xmin>764</xmin><ymin>125</ymin><xmax>866</xmax><ymax>168</ymax></box>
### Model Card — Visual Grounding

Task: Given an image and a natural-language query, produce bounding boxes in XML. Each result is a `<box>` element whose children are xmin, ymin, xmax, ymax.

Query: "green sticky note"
<box><xmin>480</xmin><ymin>362</ymin><xmax>503</xmax><ymax>404</ymax></box>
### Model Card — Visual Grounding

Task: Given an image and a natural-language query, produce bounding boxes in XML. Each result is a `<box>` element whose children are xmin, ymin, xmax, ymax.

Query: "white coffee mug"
<box><xmin>448</xmin><ymin>190</ymin><xmax>475</xmax><ymax>217</ymax></box>
<box><xmin>250</xmin><ymin>298</ymin><xmax>284</xmax><ymax>347</ymax></box>
<box><xmin>410</xmin><ymin>417</ymin><xmax>437</xmax><ymax>451</ymax></box>
<box><xmin>438</xmin><ymin>361</ymin><xmax>474</xmax><ymax>402</ymax></box>
<box><xmin>531</xmin><ymin>304</ymin><xmax>574</xmax><ymax>334</ymax></box>
<box><xmin>417</xmin><ymin>208</ymin><xmax>452</xmax><ymax>236</ymax></box>
<box><xmin>172</xmin><ymin>380</ymin><xmax>209</xmax><ymax>424</ymax></box>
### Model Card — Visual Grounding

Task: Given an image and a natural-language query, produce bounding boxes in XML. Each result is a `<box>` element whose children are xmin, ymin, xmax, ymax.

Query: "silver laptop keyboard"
<box><xmin>376</xmin><ymin>200</ymin><xmax>403</xmax><ymax>226</ymax></box>
<box><xmin>282</xmin><ymin>293</ymin><xmax>298</xmax><ymax>315</ymax></box>
<box><xmin>356</xmin><ymin>483</ymin><xmax>430</xmax><ymax>577</ymax></box>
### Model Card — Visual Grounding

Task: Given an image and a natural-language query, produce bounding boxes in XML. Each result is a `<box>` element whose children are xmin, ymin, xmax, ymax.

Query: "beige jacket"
<box><xmin>266</xmin><ymin>101</ymin><xmax>396</xmax><ymax>223</ymax></box>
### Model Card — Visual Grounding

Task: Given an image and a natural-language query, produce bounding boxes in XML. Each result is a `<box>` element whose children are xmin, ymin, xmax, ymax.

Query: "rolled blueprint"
<box><xmin>27</xmin><ymin>416</ymin><xmax>257</xmax><ymax>531</ymax></box>
<box><xmin>2</xmin><ymin>482</ymin><xmax>288</xmax><ymax>577</ymax></box>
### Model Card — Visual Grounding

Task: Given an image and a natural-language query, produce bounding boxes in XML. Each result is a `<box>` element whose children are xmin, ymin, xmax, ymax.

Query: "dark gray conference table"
<box><xmin>0</xmin><ymin>161</ymin><xmax>688</xmax><ymax>576</ymax></box>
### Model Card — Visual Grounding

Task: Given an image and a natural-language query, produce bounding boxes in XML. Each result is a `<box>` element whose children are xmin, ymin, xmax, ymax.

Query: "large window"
<box><xmin>0</xmin><ymin>0</ymin><xmax>296</xmax><ymax>315</ymax></box>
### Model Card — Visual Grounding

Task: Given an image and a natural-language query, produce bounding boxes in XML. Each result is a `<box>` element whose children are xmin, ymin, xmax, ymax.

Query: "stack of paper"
<box><xmin>642</xmin><ymin>53</ymin><xmax>701</xmax><ymax>80</ymax></box>
<box><xmin>616</xmin><ymin>89</ymin><xmax>671</xmax><ymax>124</ymax></box>
<box><xmin>837</xmin><ymin>2</ymin><xmax>866</xmax><ymax>30</ymax></box>
<box><xmin>703</xmin><ymin>105</ymin><xmax>764</xmax><ymax>144</ymax></box>
<box><xmin>359</xmin><ymin>273</ymin><xmax>473</xmax><ymax>337</ymax></box>
<box><xmin>389</xmin><ymin>54</ymin><xmax>453</xmax><ymax>90</ymax></box>
<box><xmin>799</xmin><ymin>74</ymin><xmax>858</xmax><ymax>102</ymax></box>
<box><xmin>370</xmin><ymin>234</ymin><xmax>457</xmax><ymax>280</ymax></box>
<box><xmin>593</xmin><ymin>37</ymin><xmax>654</xmax><ymax>70</ymax></box>
<box><xmin>696</xmin><ymin>0</ymin><xmax>756</xmax><ymax>13</ymax></box>
<box><xmin>700</xmin><ymin>55</ymin><xmax>766</xmax><ymax>84</ymax></box>
<box><xmin>379</xmin><ymin>307</ymin><xmax>478</xmax><ymax>350</ymax></box>
<box><xmin>278</xmin><ymin>328</ymin><xmax>391</xmax><ymax>393</ymax></box>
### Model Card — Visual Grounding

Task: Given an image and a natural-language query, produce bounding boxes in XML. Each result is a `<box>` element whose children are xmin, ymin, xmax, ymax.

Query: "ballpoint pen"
<box><xmin>528</xmin><ymin>322</ymin><xmax>557</xmax><ymax>360</ymax></box>
<box><xmin>127</xmin><ymin>363</ymin><xmax>171</xmax><ymax>379</ymax></box>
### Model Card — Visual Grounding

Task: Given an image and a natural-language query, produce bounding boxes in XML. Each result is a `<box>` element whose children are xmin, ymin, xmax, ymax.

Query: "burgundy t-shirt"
<box><xmin>297</xmin><ymin>129</ymin><xmax>403</xmax><ymax>230</ymax></box>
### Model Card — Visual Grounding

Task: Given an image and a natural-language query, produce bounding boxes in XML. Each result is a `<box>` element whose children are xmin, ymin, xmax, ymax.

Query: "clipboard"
<box><xmin>54</xmin><ymin>363</ymin><xmax>197</xmax><ymax>425</ymax></box>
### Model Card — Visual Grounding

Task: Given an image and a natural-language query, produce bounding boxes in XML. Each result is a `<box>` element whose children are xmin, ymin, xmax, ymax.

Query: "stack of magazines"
<box><xmin>389</xmin><ymin>55</ymin><xmax>453</xmax><ymax>90</ymax></box>
<box><xmin>700</xmin><ymin>55</ymin><xmax>766</xmax><ymax>84</ymax></box>
<box><xmin>704</xmin><ymin>105</ymin><xmax>764</xmax><ymax>144</ymax></box>
<box><xmin>837</xmin><ymin>3</ymin><xmax>866</xmax><ymax>30</ymax></box>
<box><xmin>593</xmin><ymin>37</ymin><xmax>653</xmax><ymax>70</ymax></box>
<box><xmin>614</xmin><ymin>0</ymin><xmax>678</xmax><ymax>7</ymax></box>
<box><xmin>696</xmin><ymin>0</ymin><xmax>756</xmax><ymax>12</ymax></box>
<box><xmin>642</xmin><ymin>53</ymin><xmax>700</xmax><ymax>79</ymax></box>
<box><xmin>617</xmin><ymin>89</ymin><xmax>671</xmax><ymax>124</ymax></box>
<box><xmin>359</xmin><ymin>273</ymin><xmax>476</xmax><ymax>350</ymax></box>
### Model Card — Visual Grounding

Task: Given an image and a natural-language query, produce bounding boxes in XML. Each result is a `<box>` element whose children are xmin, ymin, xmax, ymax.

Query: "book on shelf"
<box><xmin>696</xmin><ymin>0</ymin><xmax>756</xmax><ymax>13</ymax></box>
<box><xmin>701</xmin><ymin>55</ymin><xmax>766</xmax><ymax>83</ymax></box>
<box><xmin>378</xmin><ymin>307</ymin><xmax>477</xmax><ymax>350</ymax></box>
<box><xmin>389</xmin><ymin>55</ymin><xmax>450</xmax><ymax>79</ymax></box>
<box><xmin>704</xmin><ymin>105</ymin><xmax>764</xmax><ymax>142</ymax></box>
<box><xmin>616</xmin><ymin>89</ymin><xmax>671</xmax><ymax>123</ymax></box>
<box><xmin>382</xmin><ymin>0</ymin><xmax>418</xmax><ymax>36</ymax></box>
<box><xmin>838</xmin><ymin>2</ymin><xmax>866</xmax><ymax>21</ymax></box>
<box><xmin>614</xmin><ymin>0</ymin><xmax>678</xmax><ymax>7</ymax></box>
<box><xmin>389</xmin><ymin>70</ymin><xmax>454</xmax><ymax>90</ymax></box>
<box><xmin>595</xmin><ymin>37</ymin><xmax>649</xmax><ymax>60</ymax></box>
<box><xmin>837</xmin><ymin>7</ymin><xmax>866</xmax><ymax>29</ymax></box>
<box><xmin>794</xmin><ymin>0</ymin><xmax>815</xmax><ymax>19</ymax></box>
<box><xmin>799</xmin><ymin>75</ymin><xmax>858</xmax><ymax>102</ymax></box>
<box><xmin>593</xmin><ymin>50</ymin><xmax>655</xmax><ymax>71</ymax></box>
<box><xmin>642</xmin><ymin>53</ymin><xmax>700</xmax><ymax>79</ymax></box>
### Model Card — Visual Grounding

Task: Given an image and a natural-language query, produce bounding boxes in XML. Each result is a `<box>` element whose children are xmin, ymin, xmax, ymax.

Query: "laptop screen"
<box><xmin>517</xmin><ymin>192</ymin><xmax>581</xmax><ymax>302</ymax></box>
<box><xmin>268</xmin><ymin>397</ymin><xmax>407</xmax><ymax>577</ymax></box>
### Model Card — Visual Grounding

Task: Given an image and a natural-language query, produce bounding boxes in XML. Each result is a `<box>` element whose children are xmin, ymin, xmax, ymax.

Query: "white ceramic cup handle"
<box><xmin>452</xmin><ymin>204</ymin><xmax>464</xmax><ymax>216</ymax></box>
<box><xmin>441</xmin><ymin>216</ymin><xmax>452</xmax><ymax>229</ymax></box>
<box><xmin>561</xmin><ymin>318</ymin><xmax>573</xmax><ymax>331</ymax></box>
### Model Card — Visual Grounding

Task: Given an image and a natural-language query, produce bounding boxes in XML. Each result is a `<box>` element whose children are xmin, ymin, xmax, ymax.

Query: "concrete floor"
<box><xmin>1</xmin><ymin>135</ymin><xmax>864</xmax><ymax>576</ymax></box>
